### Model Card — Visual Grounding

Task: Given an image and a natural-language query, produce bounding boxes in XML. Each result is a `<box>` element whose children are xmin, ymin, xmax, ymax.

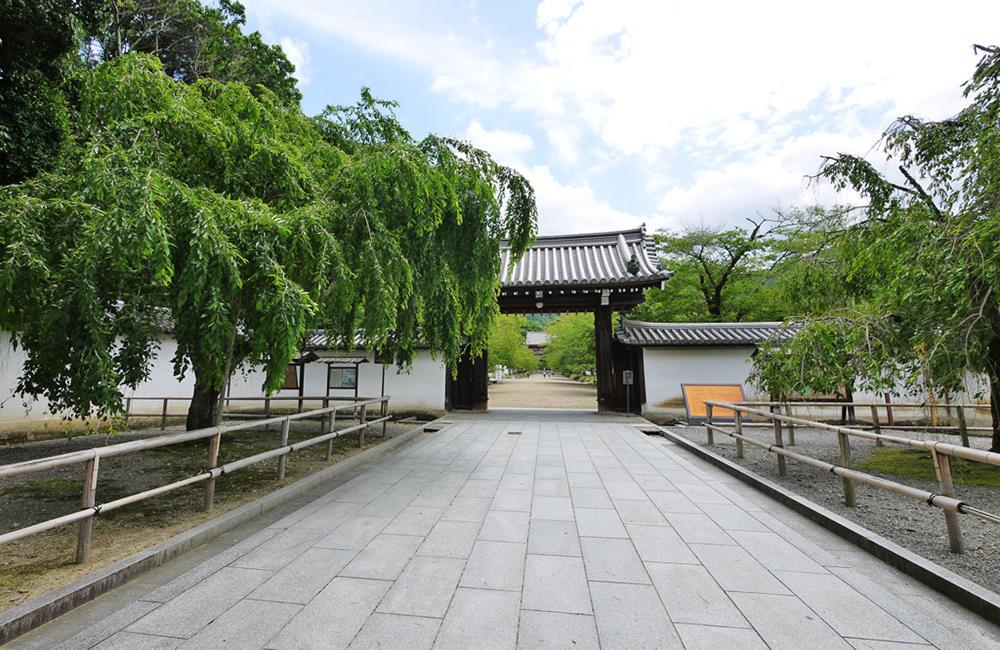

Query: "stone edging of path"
<box><xmin>0</xmin><ymin>419</ymin><xmax>436</xmax><ymax>645</ymax></box>
<box><xmin>658</xmin><ymin>426</ymin><xmax>1000</xmax><ymax>626</ymax></box>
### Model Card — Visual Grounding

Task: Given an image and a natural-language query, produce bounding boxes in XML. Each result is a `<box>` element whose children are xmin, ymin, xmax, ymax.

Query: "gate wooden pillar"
<box><xmin>595</xmin><ymin>306</ymin><xmax>615</xmax><ymax>412</ymax></box>
<box><xmin>446</xmin><ymin>346</ymin><xmax>488</xmax><ymax>411</ymax></box>
<box><xmin>611</xmin><ymin>340</ymin><xmax>644</xmax><ymax>414</ymax></box>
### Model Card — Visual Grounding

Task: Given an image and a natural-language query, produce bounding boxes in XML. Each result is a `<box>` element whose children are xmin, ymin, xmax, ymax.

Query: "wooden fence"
<box><xmin>0</xmin><ymin>395</ymin><xmax>390</xmax><ymax>564</ymax></box>
<box><xmin>122</xmin><ymin>394</ymin><xmax>385</xmax><ymax>430</ymax></box>
<box><xmin>725</xmin><ymin>400</ymin><xmax>991</xmax><ymax>448</ymax></box>
<box><xmin>703</xmin><ymin>400</ymin><xmax>1000</xmax><ymax>554</ymax></box>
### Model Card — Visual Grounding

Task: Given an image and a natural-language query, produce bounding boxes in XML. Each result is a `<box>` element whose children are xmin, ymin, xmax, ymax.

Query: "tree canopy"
<box><xmin>0</xmin><ymin>0</ymin><xmax>107</xmax><ymax>184</ymax></box>
<box><xmin>632</xmin><ymin>208</ymin><xmax>849</xmax><ymax>323</ymax></box>
<box><xmin>751</xmin><ymin>44</ymin><xmax>1000</xmax><ymax>451</ymax></box>
<box><xmin>0</xmin><ymin>53</ymin><xmax>536</xmax><ymax>428</ymax></box>
<box><xmin>87</xmin><ymin>0</ymin><xmax>302</xmax><ymax>105</ymax></box>
<box><xmin>543</xmin><ymin>313</ymin><xmax>595</xmax><ymax>378</ymax></box>
<box><xmin>488</xmin><ymin>315</ymin><xmax>537</xmax><ymax>373</ymax></box>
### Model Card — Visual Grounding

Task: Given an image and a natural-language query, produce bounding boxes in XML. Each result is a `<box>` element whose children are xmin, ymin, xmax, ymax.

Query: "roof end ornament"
<box><xmin>626</xmin><ymin>253</ymin><xmax>640</xmax><ymax>276</ymax></box>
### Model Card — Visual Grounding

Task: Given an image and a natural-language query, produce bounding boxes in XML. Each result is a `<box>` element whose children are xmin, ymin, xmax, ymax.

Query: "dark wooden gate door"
<box><xmin>446</xmin><ymin>348</ymin><xmax>489</xmax><ymax>411</ymax></box>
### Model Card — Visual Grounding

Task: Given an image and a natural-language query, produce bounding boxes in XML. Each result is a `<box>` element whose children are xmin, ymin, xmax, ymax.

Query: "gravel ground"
<box><xmin>669</xmin><ymin>423</ymin><xmax>1000</xmax><ymax>594</ymax></box>
<box><xmin>488</xmin><ymin>374</ymin><xmax>597</xmax><ymax>409</ymax></box>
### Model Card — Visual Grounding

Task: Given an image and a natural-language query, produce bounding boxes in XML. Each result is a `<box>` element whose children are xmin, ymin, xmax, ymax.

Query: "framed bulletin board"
<box><xmin>328</xmin><ymin>366</ymin><xmax>358</xmax><ymax>390</ymax></box>
<box><xmin>681</xmin><ymin>384</ymin><xmax>745</xmax><ymax>423</ymax></box>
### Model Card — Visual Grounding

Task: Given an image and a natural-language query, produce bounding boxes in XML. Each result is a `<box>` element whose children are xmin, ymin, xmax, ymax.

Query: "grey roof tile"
<box><xmin>500</xmin><ymin>227</ymin><xmax>669</xmax><ymax>289</ymax></box>
<box><xmin>617</xmin><ymin>319</ymin><xmax>794</xmax><ymax>347</ymax></box>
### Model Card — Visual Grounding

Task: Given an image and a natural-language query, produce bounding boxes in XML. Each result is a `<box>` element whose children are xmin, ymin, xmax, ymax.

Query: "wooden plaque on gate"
<box><xmin>681</xmin><ymin>384</ymin><xmax>745</xmax><ymax>422</ymax></box>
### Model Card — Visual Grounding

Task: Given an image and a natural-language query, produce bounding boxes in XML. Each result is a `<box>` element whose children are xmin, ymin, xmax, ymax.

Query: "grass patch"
<box><xmin>859</xmin><ymin>447</ymin><xmax>1000</xmax><ymax>488</ymax></box>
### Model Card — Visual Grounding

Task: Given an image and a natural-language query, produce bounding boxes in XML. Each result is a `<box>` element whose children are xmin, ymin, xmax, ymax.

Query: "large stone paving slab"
<box><xmin>12</xmin><ymin>412</ymin><xmax>1000</xmax><ymax>649</ymax></box>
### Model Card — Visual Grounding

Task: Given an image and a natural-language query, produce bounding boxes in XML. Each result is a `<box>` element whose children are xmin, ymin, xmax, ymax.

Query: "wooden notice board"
<box><xmin>282</xmin><ymin>364</ymin><xmax>300</xmax><ymax>390</ymax></box>
<box><xmin>681</xmin><ymin>384</ymin><xmax>745</xmax><ymax>422</ymax></box>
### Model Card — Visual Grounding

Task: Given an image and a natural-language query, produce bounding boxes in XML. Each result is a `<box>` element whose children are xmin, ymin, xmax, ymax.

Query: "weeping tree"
<box><xmin>0</xmin><ymin>54</ymin><xmax>536</xmax><ymax>429</ymax></box>
<box><xmin>752</xmin><ymin>44</ymin><xmax>1000</xmax><ymax>452</ymax></box>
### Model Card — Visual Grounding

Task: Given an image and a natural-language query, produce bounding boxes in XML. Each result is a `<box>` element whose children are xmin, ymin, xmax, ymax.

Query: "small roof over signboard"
<box><xmin>294</xmin><ymin>350</ymin><xmax>369</xmax><ymax>364</ymax></box>
<box><xmin>617</xmin><ymin>319</ymin><xmax>793</xmax><ymax>347</ymax></box>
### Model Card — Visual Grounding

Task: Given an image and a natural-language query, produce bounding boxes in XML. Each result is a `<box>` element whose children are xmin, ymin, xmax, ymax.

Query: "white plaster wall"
<box><xmin>641</xmin><ymin>346</ymin><xmax>762</xmax><ymax>417</ymax></box>
<box><xmin>159</xmin><ymin>348</ymin><xmax>446</xmax><ymax>413</ymax></box>
<box><xmin>0</xmin><ymin>331</ymin><xmax>55</xmax><ymax>422</ymax></box>
<box><xmin>638</xmin><ymin>344</ymin><xmax>993</xmax><ymax>426</ymax></box>
<box><xmin>123</xmin><ymin>338</ymin><xmax>197</xmax><ymax>414</ymax></box>
<box><xmin>1</xmin><ymin>331</ymin><xmax>447</xmax><ymax>426</ymax></box>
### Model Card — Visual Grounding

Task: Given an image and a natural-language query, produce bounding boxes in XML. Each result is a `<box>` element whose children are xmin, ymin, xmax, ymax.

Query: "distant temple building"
<box><xmin>525</xmin><ymin>331</ymin><xmax>550</xmax><ymax>363</ymax></box>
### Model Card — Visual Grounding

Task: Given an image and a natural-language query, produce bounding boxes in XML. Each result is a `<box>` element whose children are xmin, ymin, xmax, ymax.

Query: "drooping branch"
<box><xmin>897</xmin><ymin>165</ymin><xmax>947</xmax><ymax>221</ymax></box>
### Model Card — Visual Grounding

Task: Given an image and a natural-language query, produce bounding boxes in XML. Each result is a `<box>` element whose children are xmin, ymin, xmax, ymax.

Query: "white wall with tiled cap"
<box><xmin>0</xmin><ymin>332</ymin><xmax>447</xmax><ymax>426</ymax></box>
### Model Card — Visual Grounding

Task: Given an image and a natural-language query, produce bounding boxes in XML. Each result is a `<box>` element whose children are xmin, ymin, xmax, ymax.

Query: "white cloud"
<box><xmin>279</xmin><ymin>37</ymin><xmax>312</xmax><ymax>87</ymax></box>
<box><xmin>528</xmin><ymin>165</ymin><xmax>651</xmax><ymax>234</ymax></box>
<box><xmin>465</xmin><ymin>122</ymin><xmax>535</xmax><ymax>165</ymax></box>
<box><xmin>245</xmin><ymin>0</ymin><xmax>1000</xmax><ymax>232</ymax></box>
<box><xmin>464</xmin><ymin>122</ymin><xmax>652</xmax><ymax>234</ymax></box>
<box><xmin>657</xmin><ymin>130</ymin><xmax>874</xmax><ymax>229</ymax></box>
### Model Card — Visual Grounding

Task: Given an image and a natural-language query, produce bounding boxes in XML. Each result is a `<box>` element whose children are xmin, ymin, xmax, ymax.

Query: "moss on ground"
<box><xmin>858</xmin><ymin>447</ymin><xmax>1000</xmax><ymax>488</ymax></box>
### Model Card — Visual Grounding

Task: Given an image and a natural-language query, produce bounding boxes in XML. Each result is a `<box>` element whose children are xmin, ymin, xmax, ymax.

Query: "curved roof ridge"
<box><xmin>617</xmin><ymin>319</ymin><xmax>795</xmax><ymax>347</ymax></box>
<box><xmin>505</xmin><ymin>226</ymin><xmax>647</xmax><ymax>249</ymax></box>
<box><xmin>620</xmin><ymin>318</ymin><xmax>786</xmax><ymax>329</ymax></box>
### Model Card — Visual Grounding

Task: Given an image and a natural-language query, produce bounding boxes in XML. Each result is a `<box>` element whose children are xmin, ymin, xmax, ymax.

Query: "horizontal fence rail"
<box><xmin>0</xmin><ymin>396</ymin><xmax>391</xmax><ymax>563</ymax></box>
<box><xmin>727</xmin><ymin>400</ymin><xmax>992</xmax><ymax>448</ymax></box>
<box><xmin>121</xmin><ymin>394</ymin><xmax>385</xmax><ymax>431</ymax></box>
<box><xmin>702</xmin><ymin>400</ymin><xmax>1000</xmax><ymax>554</ymax></box>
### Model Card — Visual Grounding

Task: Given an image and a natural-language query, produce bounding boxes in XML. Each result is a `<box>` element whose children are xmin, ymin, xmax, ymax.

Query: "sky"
<box><xmin>242</xmin><ymin>0</ymin><xmax>1000</xmax><ymax>235</ymax></box>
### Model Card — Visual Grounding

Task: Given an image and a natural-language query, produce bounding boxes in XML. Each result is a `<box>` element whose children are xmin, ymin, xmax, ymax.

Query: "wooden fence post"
<box><xmin>837</xmin><ymin>431</ymin><xmax>856</xmax><ymax>507</ymax></box>
<box><xmin>734</xmin><ymin>410</ymin><xmax>744</xmax><ymax>459</ymax></box>
<box><xmin>957</xmin><ymin>406</ymin><xmax>970</xmax><ymax>448</ymax></box>
<box><xmin>325</xmin><ymin>410</ymin><xmax>337</xmax><ymax>460</ymax></box>
<box><xmin>160</xmin><ymin>398</ymin><xmax>169</xmax><ymax>431</ymax></box>
<box><xmin>772</xmin><ymin>416</ymin><xmax>786</xmax><ymax>477</ymax></box>
<box><xmin>277</xmin><ymin>418</ymin><xmax>290</xmax><ymax>481</ymax></box>
<box><xmin>204</xmin><ymin>431</ymin><xmax>221</xmax><ymax>511</ymax></box>
<box><xmin>705</xmin><ymin>403</ymin><xmax>715</xmax><ymax>446</ymax></box>
<box><xmin>784</xmin><ymin>403</ymin><xmax>795</xmax><ymax>446</ymax></box>
<box><xmin>870</xmin><ymin>406</ymin><xmax>883</xmax><ymax>447</ymax></box>
<box><xmin>381</xmin><ymin>399</ymin><xmax>388</xmax><ymax>437</ymax></box>
<box><xmin>359</xmin><ymin>404</ymin><xmax>368</xmax><ymax>447</ymax></box>
<box><xmin>931</xmin><ymin>449</ymin><xmax>964</xmax><ymax>553</ymax></box>
<box><xmin>76</xmin><ymin>456</ymin><xmax>100</xmax><ymax>564</ymax></box>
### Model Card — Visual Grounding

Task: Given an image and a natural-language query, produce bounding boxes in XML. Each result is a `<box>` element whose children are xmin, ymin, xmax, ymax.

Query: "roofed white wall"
<box><xmin>0</xmin><ymin>333</ymin><xmax>447</xmax><ymax>429</ymax></box>
<box><xmin>641</xmin><ymin>346</ymin><xmax>762</xmax><ymax>417</ymax></box>
<box><xmin>639</xmin><ymin>344</ymin><xmax>993</xmax><ymax>425</ymax></box>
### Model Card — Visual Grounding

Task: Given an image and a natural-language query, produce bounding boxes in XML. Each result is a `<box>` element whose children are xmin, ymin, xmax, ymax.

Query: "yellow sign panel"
<box><xmin>682</xmin><ymin>384</ymin><xmax>746</xmax><ymax>420</ymax></box>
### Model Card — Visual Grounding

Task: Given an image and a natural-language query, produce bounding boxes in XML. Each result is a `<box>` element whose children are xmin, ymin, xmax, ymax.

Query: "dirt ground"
<box><xmin>488</xmin><ymin>374</ymin><xmax>597</xmax><ymax>409</ymax></box>
<box><xmin>0</xmin><ymin>417</ymin><xmax>415</xmax><ymax>610</ymax></box>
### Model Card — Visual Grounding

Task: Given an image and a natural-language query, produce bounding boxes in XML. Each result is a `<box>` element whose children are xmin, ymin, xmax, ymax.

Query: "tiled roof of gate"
<box><xmin>617</xmin><ymin>319</ymin><xmax>794</xmax><ymax>347</ymax></box>
<box><xmin>500</xmin><ymin>227</ymin><xmax>670</xmax><ymax>289</ymax></box>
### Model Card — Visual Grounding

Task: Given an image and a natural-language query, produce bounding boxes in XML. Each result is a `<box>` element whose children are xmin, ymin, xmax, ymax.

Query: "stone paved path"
<box><xmin>16</xmin><ymin>412</ymin><xmax>1000</xmax><ymax>649</ymax></box>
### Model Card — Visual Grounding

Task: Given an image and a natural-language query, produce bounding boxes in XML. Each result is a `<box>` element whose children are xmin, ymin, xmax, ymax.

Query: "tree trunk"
<box><xmin>987</xmin><ymin>337</ymin><xmax>1000</xmax><ymax>453</ymax></box>
<box><xmin>187</xmin><ymin>381</ymin><xmax>219</xmax><ymax>431</ymax></box>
